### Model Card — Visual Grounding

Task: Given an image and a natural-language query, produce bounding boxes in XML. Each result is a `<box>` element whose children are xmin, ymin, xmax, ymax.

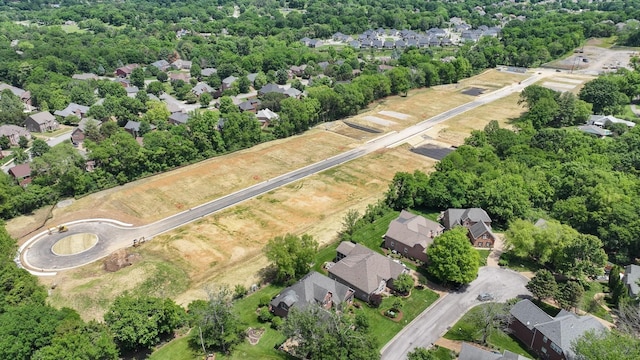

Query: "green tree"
<box><xmin>426</xmin><ymin>227</ymin><xmax>480</xmax><ymax>285</ymax></box>
<box><xmin>388</xmin><ymin>67</ymin><xmax>411</xmax><ymax>96</ymax></box>
<box><xmin>386</xmin><ymin>172</ymin><xmax>417</xmax><ymax>210</ymax></box>
<box><xmin>555</xmin><ymin>281</ymin><xmax>584</xmax><ymax>312</ymax></box>
<box><xmin>526</xmin><ymin>269</ymin><xmax>558</xmax><ymax>301</ymax></box>
<box><xmin>12</xmin><ymin>148</ymin><xmax>28</xmax><ymax>164</ymax></box>
<box><xmin>579</xmin><ymin>77</ymin><xmax>628</xmax><ymax>115</ymax></box>
<box><xmin>18</xmin><ymin>136</ymin><xmax>29</xmax><ymax>149</ymax></box>
<box><xmin>339</xmin><ymin>208</ymin><xmax>360</xmax><ymax>242</ymax></box>
<box><xmin>146</xmin><ymin>81</ymin><xmax>165</xmax><ymax>96</ymax></box>
<box><xmin>190</xmin><ymin>63</ymin><xmax>201</xmax><ymax>79</ymax></box>
<box><xmin>393</xmin><ymin>273</ymin><xmax>414</xmax><ymax>295</ymax></box>
<box><xmin>0</xmin><ymin>136</ymin><xmax>9</xmax><ymax>150</ymax></box>
<box><xmin>0</xmin><ymin>89</ymin><xmax>27</xmax><ymax>125</ymax></box>
<box><xmin>470</xmin><ymin>302</ymin><xmax>512</xmax><ymax>346</ymax></box>
<box><xmin>572</xmin><ymin>330</ymin><xmax>640</xmax><ymax>360</ymax></box>
<box><xmin>104</xmin><ymin>294</ymin><xmax>185</xmax><ymax>350</ymax></box>
<box><xmin>264</xmin><ymin>234</ymin><xmax>318</xmax><ymax>283</ymax></box>
<box><xmin>156</xmin><ymin>71</ymin><xmax>168</xmax><ymax>83</ymax></box>
<box><xmin>408</xmin><ymin>347</ymin><xmax>454</xmax><ymax>360</ymax></box>
<box><xmin>237</xmin><ymin>76</ymin><xmax>251</xmax><ymax>93</ymax></box>
<box><xmin>554</xmin><ymin>234</ymin><xmax>607</xmax><ymax>280</ymax></box>
<box><xmin>199</xmin><ymin>92</ymin><xmax>212</xmax><ymax>108</ymax></box>
<box><xmin>188</xmin><ymin>287</ymin><xmax>244</xmax><ymax>354</ymax></box>
<box><xmin>32</xmin><ymin>321</ymin><xmax>119</xmax><ymax>360</ymax></box>
<box><xmin>275</xmin><ymin>69</ymin><xmax>289</xmax><ymax>85</ymax></box>
<box><xmin>30</xmin><ymin>139</ymin><xmax>50</xmax><ymax>157</ymax></box>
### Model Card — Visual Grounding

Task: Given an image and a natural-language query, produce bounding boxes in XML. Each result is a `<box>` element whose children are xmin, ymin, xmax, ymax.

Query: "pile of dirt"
<box><xmin>103</xmin><ymin>249</ymin><xmax>141</xmax><ymax>272</ymax></box>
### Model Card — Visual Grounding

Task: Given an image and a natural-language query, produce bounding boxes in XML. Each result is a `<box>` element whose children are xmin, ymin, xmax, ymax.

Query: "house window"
<box><xmin>390</xmin><ymin>241</ymin><xmax>395</xmax><ymax>247</ymax></box>
<box><xmin>477</xmin><ymin>242</ymin><xmax>483</xmax><ymax>247</ymax></box>
<box><xmin>543</xmin><ymin>336</ymin><xmax>548</xmax><ymax>343</ymax></box>
<box><xmin>541</xmin><ymin>347</ymin><xmax>547</xmax><ymax>354</ymax></box>
<box><xmin>404</xmin><ymin>248</ymin><xmax>408</xmax><ymax>254</ymax></box>
<box><xmin>550</xmin><ymin>343</ymin><xmax>562</xmax><ymax>354</ymax></box>
<box><xmin>486</xmin><ymin>242</ymin><xmax>491</xmax><ymax>248</ymax></box>
<box><xmin>482</xmin><ymin>234</ymin><xmax>488</xmax><ymax>239</ymax></box>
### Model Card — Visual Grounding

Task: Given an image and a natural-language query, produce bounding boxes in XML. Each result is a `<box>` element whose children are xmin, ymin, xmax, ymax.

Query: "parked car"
<box><xmin>477</xmin><ymin>293</ymin><xmax>494</xmax><ymax>301</ymax></box>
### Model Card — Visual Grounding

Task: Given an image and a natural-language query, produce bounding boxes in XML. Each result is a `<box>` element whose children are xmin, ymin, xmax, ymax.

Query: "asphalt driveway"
<box><xmin>380</xmin><ymin>266</ymin><xmax>531</xmax><ymax>360</ymax></box>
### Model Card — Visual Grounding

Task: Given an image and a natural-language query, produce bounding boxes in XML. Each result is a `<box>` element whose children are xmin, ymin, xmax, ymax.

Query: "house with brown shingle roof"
<box><xmin>8</xmin><ymin>163</ymin><xmax>32</xmax><ymax>186</ymax></box>
<box><xmin>328</xmin><ymin>242</ymin><xmax>407</xmax><ymax>302</ymax></box>
<box><xmin>25</xmin><ymin>111</ymin><xmax>59</xmax><ymax>132</ymax></box>
<box><xmin>269</xmin><ymin>271</ymin><xmax>354</xmax><ymax>318</ymax></box>
<box><xmin>384</xmin><ymin>210</ymin><xmax>443</xmax><ymax>262</ymax></box>
<box><xmin>0</xmin><ymin>125</ymin><xmax>31</xmax><ymax>146</ymax></box>
<box><xmin>441</xmin><ymin>208</ymin><xmax>496</xmax><ymax>248</ymax></box>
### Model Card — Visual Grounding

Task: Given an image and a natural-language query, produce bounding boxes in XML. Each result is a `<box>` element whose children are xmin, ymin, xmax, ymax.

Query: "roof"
<box><xmin>256</xmin><ymin>108</ymin><xmax>279</xmax><ymax>121</ymax></box>
<box><xmin>509</xmin><ymin>299</ymin><xmax>552</xmax><ymax>330</ymax></box>
<box><xmin>0</xmin><ymin>83</ymin><xmax>26</xmax><ymax>97</ymax></box>
<box><xmin>284</xmin><ymin>88</ymin><xmax>302</xmax><ymax>97</ymax></box>
<box><xmin>77</xmin><ymin>118</ymin><xmax>100</xmax><ymax>132</ymax></box>
<box><xmin>8</xmin><ymin>163</ymin><xmax>31</xmax><ymax>179</ymax></box>
<box><xmin>442</xmin><ymin>208</ymin><xmax>492</xmax><ymax>229</ymax></box>
<box><xmin>469</xmin><ymin>221</ymin><xmax>493</xmax><ymax>240</ymax></box>
<box><xmin>151</xmin><ymin>60</ymin><xmax>169</xmax><ymax>68</ymax></box>
<box><xmin>329</xmin><ymin>242</ymin><xmax>405</xmax><ymax>296</ymax></box>
<box><xmin>624</xmin><ymin>264</ymin><xmax>640</xmax><ymax>296</ymax></box>
<box><xmin>222</xmin><ymin>76</ymin><xmax>238</xmax><ymax>85</ymax></box>
<box><xmin>239</xmin><ymin>100</ymin><xmax>259</xmax><ymax>111</ymax></box>
<box><xmin>53</xmin><ymin>103</ymin><xmax>90</xmax><ymax>118</ymax></box>
<box><xmin>247</xmin><ymin>73</ymin><xmax>258</xmax><ymax>83</ymax></box>
<box><xmin>459</xmin><ymin>343</ymin><xmax>530</xmax><ymax>360</ymax></box>
<box><xmin>258</xmin><ymin>83</ymin><xmax>283</xmax><ymax>94</ymax></box>
<box><xmin>589</xmin><ymin>115</ymin><xmax>636</xmax><ymax>128</ymax></box>
<box><xmin>578</xmin><ymin>125</ymin><xmax>611</xmax><ymax>136</ymax></box>
<box><xmin>201</xmin><ymin>68</ymin><xmax>217</xmax><ymax>77</ymax></box>
<box><xmin>0</xmin><ymin>124</ymin><xmax>30</xmax><ymax>138</ymax></box>
<box><xmin>169</xmin><ymin>112</ymin><xmax>190</xmax><ymax>125</ymax></box>
<box><xmin>269</xmin><ymin>272</ymin><xmax>353</xmax><ymax>311</ymax></box>
<box><xmin>28</xmin><ymin>111</ymin><xmax>56</xmax><ymax>124</ymax></box>
<box><xmin>192</xmin><ymin>82</ymin><xmax>214</xmax><ymax>96</ymax></box>
<box><xmin>535</xmin><ymin>311</ymin><xmax>606</xmax><ymax>359</ymax></box>
<box><xmin>72</xmin><ymin>73</ymin><xmax>98</xmax><ymax>81</ymax></box>
<box><xmin>124</xmin><ymin>120</ymin><xmax>141</xmax><ymax>131</ymax></box>
<box><xmin>385</xmin><ymin>210</ymin><xmax>443</xmax><ymax>249</ymax></box>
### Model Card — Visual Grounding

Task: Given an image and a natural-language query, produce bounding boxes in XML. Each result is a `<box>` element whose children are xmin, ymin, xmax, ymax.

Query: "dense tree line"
<box><xmin>385</xmin><ymin>107</ymin><xmax>640</xmax><ymax>263</ymax></box>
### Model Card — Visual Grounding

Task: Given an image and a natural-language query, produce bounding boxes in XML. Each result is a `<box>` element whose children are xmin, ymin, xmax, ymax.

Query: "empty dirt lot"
<box><xmin>10</xmin><ymin>69</ymin><xmax>546</xmax><ymax>320</ymax></box>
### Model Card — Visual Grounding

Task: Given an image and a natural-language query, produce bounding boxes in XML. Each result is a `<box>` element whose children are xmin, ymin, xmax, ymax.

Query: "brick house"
<box><xmin>25</xmin><ymin>111</ymin><xmax>59</xmax><ymax>132</ymax></box>
<box><xmin>383</xmin><ymin>210</ymin><xmax>443</xmax><ymax>262</ymax></box>
<box><xmin>441</xmin><ymin>208</ymin><xmax>496</xmax><ymax>248</ymax></box>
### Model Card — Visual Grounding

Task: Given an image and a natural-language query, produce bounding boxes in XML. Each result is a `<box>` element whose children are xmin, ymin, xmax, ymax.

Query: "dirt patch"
<box><xmin>381</xmin><ymin>309</ymin><xmax>404</xmax><ymax>322</ymax></box>
<box><xmin>247</xmin><ymin>327</ymin><xmax>265</xmax><ymax>345</ymax></box>
<box><xmin>52</xmin><ymin>233</ymin><xmax>98</xmax><ymax>255</ymax></box>
<box><xmin>103</xmin><ymin>249</ymin><xmax>142</xmax><ymax>272</ymax></box>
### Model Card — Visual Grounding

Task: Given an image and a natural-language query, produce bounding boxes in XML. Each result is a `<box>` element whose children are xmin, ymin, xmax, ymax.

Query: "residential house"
<box><xmin>125</xmin><ymin>86</ymin><xmax>139</xmax><ymax>98</ymax></box>
<box><xmin>378</xmin><ymin>65</ymin><xmax>394</xmax><ymax>73</ymax></box>
<box><xmin>258</xmin><ymin>83</ymin><xmax>283</xmax><ymax>96</ymax></box>
<box><xmin>201</xmin><ymin>68</ymin><xmax>217</xmax><ymax>77</ymax></box>
<box><xmin>124</xmin><ymin>120</ymin><xmax>156</xmax><ymax>137</ymax></box>
<box><xmin>349</xmin><ymin>40</ymin><xmax>361</xmax><ymax>49</ymax></box>
<box><xmin>238</xmin><ymin>99</ymin><xmax>261</xmax><ymax>113</ymax></box>
<box><xmin>578</xmin><ymin>125</ymin><xmax>611</xmax><ymax>137</ymax></box>
<box><xmin>0</xmin><ymin>125</ymin><xmax>31</xmax><ymax>146</ymax></box>
<box><xmin>25</xmin><ymin>111</ymin><xmax>59</xmax><ymax>132</ymax></box>
<box><xmin>150</xmin><ymin>60</ymin><xmax>170</xmax><ymax>71</ymax></box>
<box><xmin>8</xmin><ymin>164</ymin><xmax>32</xmax><ymax>187</ymax></box>
<box><xmin>256</xmin><ymin>108</ymin><xmax>279</xmax><ymax>127</ymax></box>
<box><xmin>168</xmin><ymin>112</ymin><xmax>190</xmax><ymax>126</ymax></box>
<box><xmin>509</xmin><ymin>299</ymin><xmax>606</xmax><ymax>360</ymax></box>
<box><xmin>192</xmin><ymin>82</ymin><xmax>214</xmax><ymax>97</ymax></box>
<box><xmin>169</xmin><ymin>72</ymin><xmax>191</xmax><ymax>83</ymax></box>
<box><xmin>300</xmin><ymin>37</ymin><xmax>312</xmax><ymax>46</ymax></box>
<box><xmin>71</xmin><ymin>118</ymin><xmax>100</xmax><ymax>145</ymax></box>
<box><xmin>114</xmin><ymin>64</ymin><xmax>139</xmax><ymax>77</ymax></box>
<box><xmin>308</xmin><ymin>39</ymin><xmax>323</xmax><ymax>48</ymax></box>
<box><xmin>459</xmin><ymin>343</ymin><xmax>530</xmax><ymax>360</ymax></box>
<box><xmin>290</xmin><ymin>65</ymin><xmax>307</xmax><ymax>77</ymax></box>
<box><xmin>72</xmin><ymin>73</ymin><xmax>98</xmax><ymax>81</ymax></box>
<box><xmin>0</xmin><ymin>83</ymin><xmax>32</xmax><ymax>107</ymax></box>
<box><xmin>623</xmin><ymin>264</ymin><xmax>640</xmax><ymax>297</ymax></box>
<box><xmin>54</xmin><ymin>103</ymin><xmax>90</xmax><ymax>119</ymax></box>
<box><xmin>441</xmin><ymin>208</ymin><xmax>495</xmax><ymax>247</ymax></box>
<box><xmin>283</xmin><ymin>87</ymin><xmax>302</xmax><ymax>99</ymax></box>
<box><xmin>171</xmin><ymin>59</ymin><xmax>192</xmax><ymax>70</ymax></box>
<box><xmin>269</xmin><ymin>271</ymin><xmax>354</xmax><ymax>318</ymax></box>
<box><xmin>384</xmin><ymin>210</ymin><xmax>444</xmax><ymax>262</ymax></box>
<box><xmin>246</xmin><ymin>73</ymin><xmax>259</xmax><ymax>85</ymax></box>
<box><xmin>221</xmin><ymin>76</ymin><xmax>238</xmax><ymax>91</ymax></box>
<box><xmin>327</xmin><ymin>242</ymin><xmax>407</xmax><ymax>302</ymax></box>
<box><xmin>588</xmin><ymin>114</ymin><xmax>636</xmax><ymax>128</ymax></box>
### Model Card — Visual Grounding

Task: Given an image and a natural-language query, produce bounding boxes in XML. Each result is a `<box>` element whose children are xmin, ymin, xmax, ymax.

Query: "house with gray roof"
<box><xmin>588</xmin><ymin>114</ymin><xmax>636</xmax><ymax>128</ymax></box>
<box><xmin>191</xmin><ymin>82</ymin><xmax>214</xmax><ymax>97</ymax></box>
<box><xmin>459</xmin><ymin>343</ymin><xmax>530</xmax><ymax>360</ymax></box>
<box><xmin>270</xmin><ymin>271</ymin><xmax>354</xmax><ymax>318</ymax></box>
<box><xmin>283</xmin><ymin>87</ymin><xmax>302</xmax><ymax>98</ymax></box>
<box><xmin>256</xmin><ymin>108</ymin><xmax>279</xmax><ymax>126</ymax></box>
<box><xmin>578</xmin><ymin>125</ymin><xmax>611</xmax><ymax>137</ymax></box>
<box><xmin>238</xmin><ymin>99</ymin><xmax>261</xmax><ymax>113</ymax></box>
<box><xmin>171</xmin><ymin>59</ymin><xmax>192</xmax><ymax>70</ymax></box>
<box><xmin>150</xmin><ymin>60</ymin><xmax>170</xmax><ymax>71</ymax></box>
<box><xmin>258</xmin><ymin>83</ymin><xmax>283</xmax><ymax>95</ymax></box>
<box><xmin>623</xmin><ymin>264</ymin><xmax>640</xmax><ymax>297</ymax></box>
<box><xmin>384</xmin><ymin>210</ymin><xmax>443</xmax><ymax>262</ymax></box>
<box><xmin>328</xmin><ymin>242</ymin><xmax>407</xmax><ymax>302</ymax></box>
<box><xmin>441</xmin><ymin>208</ymin><xmax>495</xmax><ymax>247</ymax></box>
<box><xmin>0</xmin><ymin>125</ymin><xmax>30</xmax><ymax>146</ymax></box>
<box><xmin>71</xmin><ymin>118</ymin><xmax>101</xmax><ymax>145</ymax></box>
<box><xmin>168</xmin><ymin>112</ymin><xmax>190</xmax><ymax>126</ymax></box>
<box><xmin>201</xmin><ymin>68</ymin><xmax>217</xmax><ymax>77</ymax></box>
<box><xmin>54</xmin><ymin>102</ymin><xmax>90</xmax><ymax>119</ymax></box>
<box><xmin>509</xmin><ymin>299</ymin><xmax>606</xmax><ymax>360</ymax></box>
<box><xmin>25</xmin><ymin>111</ymin><xmax>58</xmax><ymax>132</ymax></box>
<box><xmin>221</xmin><ymin>76</ymin><xmax>238</xmax><ymax>91</ymax></box>
<box><xmin>246</xmin><ymin>73</ymin><xmax>259</xmax><ymax>85</ymax></box>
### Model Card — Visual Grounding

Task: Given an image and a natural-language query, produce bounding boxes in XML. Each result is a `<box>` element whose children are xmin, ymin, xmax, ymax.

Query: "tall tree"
<box><xmin>572</xmin><ymin>330</ymin><xmax>640</xmax><ymax>360</ymax></box>
<box><xmin>526</xmin><ymin>269</ymin><xmax>558</xmax><ymax>301</ymax></box>
<box><xmin>426</xmin><ymin>227</ymin><xmax>480</xmax><ymax>285</ymax></box>
<box><xmin>188</xmin><ymin>287</ymin><xmax>244</xmax><ymax>354</ymax></box>
<box><xmin>264</xmin><ymin>234</ymin><xmax>318</xmax><ymax>283</ymax></box>
<box><xmin>130</xmin><ymin>68</ymin><xmax>145</xmax><ymax>89</ymax></box>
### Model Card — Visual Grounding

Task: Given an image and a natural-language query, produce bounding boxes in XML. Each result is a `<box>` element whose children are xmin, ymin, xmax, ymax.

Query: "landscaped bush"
<box><xmin>271</xmin><ymin>316</ymin><xmax>283</xmax><ymax>330</ymax></box>
<box><xmin>258</xmin><ymin>307</ymin><xmax>273</xmax><ymax>323</ymax></box>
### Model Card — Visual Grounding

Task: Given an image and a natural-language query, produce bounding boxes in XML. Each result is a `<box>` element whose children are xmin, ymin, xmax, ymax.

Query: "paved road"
<box><xmin>21</xmin><ymin>73</ymin><xmax>542</xmax><ymax>272</ymax></box>
<box><xmin>380</xmin><ymin>267</ymin><xmax>531</xmax><ymax>360</ymax></box>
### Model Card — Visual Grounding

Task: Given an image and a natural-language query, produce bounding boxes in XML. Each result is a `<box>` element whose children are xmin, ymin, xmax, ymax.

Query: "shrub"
<box><xmin>258</xmin><ymin>307</ymin><xmax>273</xmax><ymax>323</ymax></box>
<box><xmin>271</xmin><ymin>316</ymin><xmax>283</xmax><ymax>329</ymax></box>
<box><xmin>233</xmin><ymin>284</ymin><xmax>248</xmax><ymax>299</ymax></box>
<box><xmin>258</xmin><ymin>295</ymin><xmax>271</xmax><ymax>307</ymax></box>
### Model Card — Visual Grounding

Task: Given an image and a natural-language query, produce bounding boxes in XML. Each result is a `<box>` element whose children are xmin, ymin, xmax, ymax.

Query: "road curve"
<box><xmin>380</xmin><ymin>267</ymin><xmax>531</xmax><ymax>360</ymax></box>
<box><xmin>21</xmin><ymin>73</ymin><xmax>541</xmax><ymax>273</ymax></box>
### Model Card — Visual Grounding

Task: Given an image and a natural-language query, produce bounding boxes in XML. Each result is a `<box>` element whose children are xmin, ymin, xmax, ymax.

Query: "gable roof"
<box><xmin>624</xmin><ymin>264</ymin><xmax>640</xmax><ymax>296</ymax></box>
<box><xmin>53</xmin><ymin>103</ymin><xmax>90</xmax><ymax>118</ymax></box>
<box><xmin>0</xmin><ymin>124</ymin><xmax>30</xmax><ymax>138</ymax></box>
<box><xmin>385</xmin><ymin>210</ymin><xmax>443</xmax><ymax>249</ymax></box>
<box><xmin>510</xmin><ymin>299</ymin><xmax>553</xmax><ymax>330</ymax></box>
<box><xmin>222</xmin><ymin>75</ymin><xmax>238</xmax><ymax>85</ymax></box>
<box><xmin>459</xmin><ymin>343</ymin><xmax>530</xmax><ymax>360</ymax></box>
<box><xmin>283</xmin><ymin>87</ymin><xmax>302</xmax><ymax>97</ymax></box>
<box><xmin>258</xmin><ymin>83</ymin><xmax>283</xmax><ymax>95</ymax></box>
<box><xmin>0</xmin><ymin>83</ymin><xmax>27</xmax><ymax>97</ymax></box>
<box><xmin>442</xmin><ymin>208</ymin><xmax>491</xmax><ymax>229</ymax></box>
<box><xmin>329</xmin><ymin>242</ymin><xmax>405</xmax><ymax>296</ymax></box>
<box><xmin>469</xmin><ymin>221</ymin><xmax>493</xmax><ymax>240</ymax></box>
<box><xmin>77</xmin><ymin>118</ymin><xmax>100</xmax><ymax>132</ymax></box>
<box><xmin>270</xmin><ymin>272</ymin><xmax>353</xmax><ymax>311</ymax></box>
<box><xmin>192</xmin><ymin>82</ymin><xmax>214</xmax><ymax>96</ymax></box>
<box><xmin>201</xmin><ymin>68</ymin><xmax>217</xmax><ymax>77</ymax></box>
<box><xmin>8</xmin><ymin>163</ymin><xmax>31</xmax><ymax>179</ymax></box>
<box><xmin>151</xmin><ymin>60</ymin><xmax>169</xmax><ymax>68</ymax></box>
<box><xmin>29</xmin><ymin>111</ymin><xmax>56</xmax><ymax>124</ymax></box>
<box><xmin>589</xmin><ymin>114</ymin><xmax>636</xmax><ymax>128</ymax></box>
<box><xmin>535</xmin><ymin>311</ymin><xmax>606</xmax><ymax>359</ymax></box>
<box><xmin>578</xmin><ymin>125</ymin><xmax>611</xmax><ymax>136</ymax></box>
<box><xmin>169</xmin><ymin>112</ymin><xmax>190</xmax><ymax>125</ymax></box>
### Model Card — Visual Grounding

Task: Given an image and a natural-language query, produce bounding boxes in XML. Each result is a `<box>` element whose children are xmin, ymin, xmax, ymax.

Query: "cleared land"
<box><xmin>52</xmin><ymin>233</ymin><xmax>99</xmax><ymax>255</ymax></box>
<box><xmin>10</xmin><ymin>69</ymin><xmax>540</xmax><ymax>320</ymax></box>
